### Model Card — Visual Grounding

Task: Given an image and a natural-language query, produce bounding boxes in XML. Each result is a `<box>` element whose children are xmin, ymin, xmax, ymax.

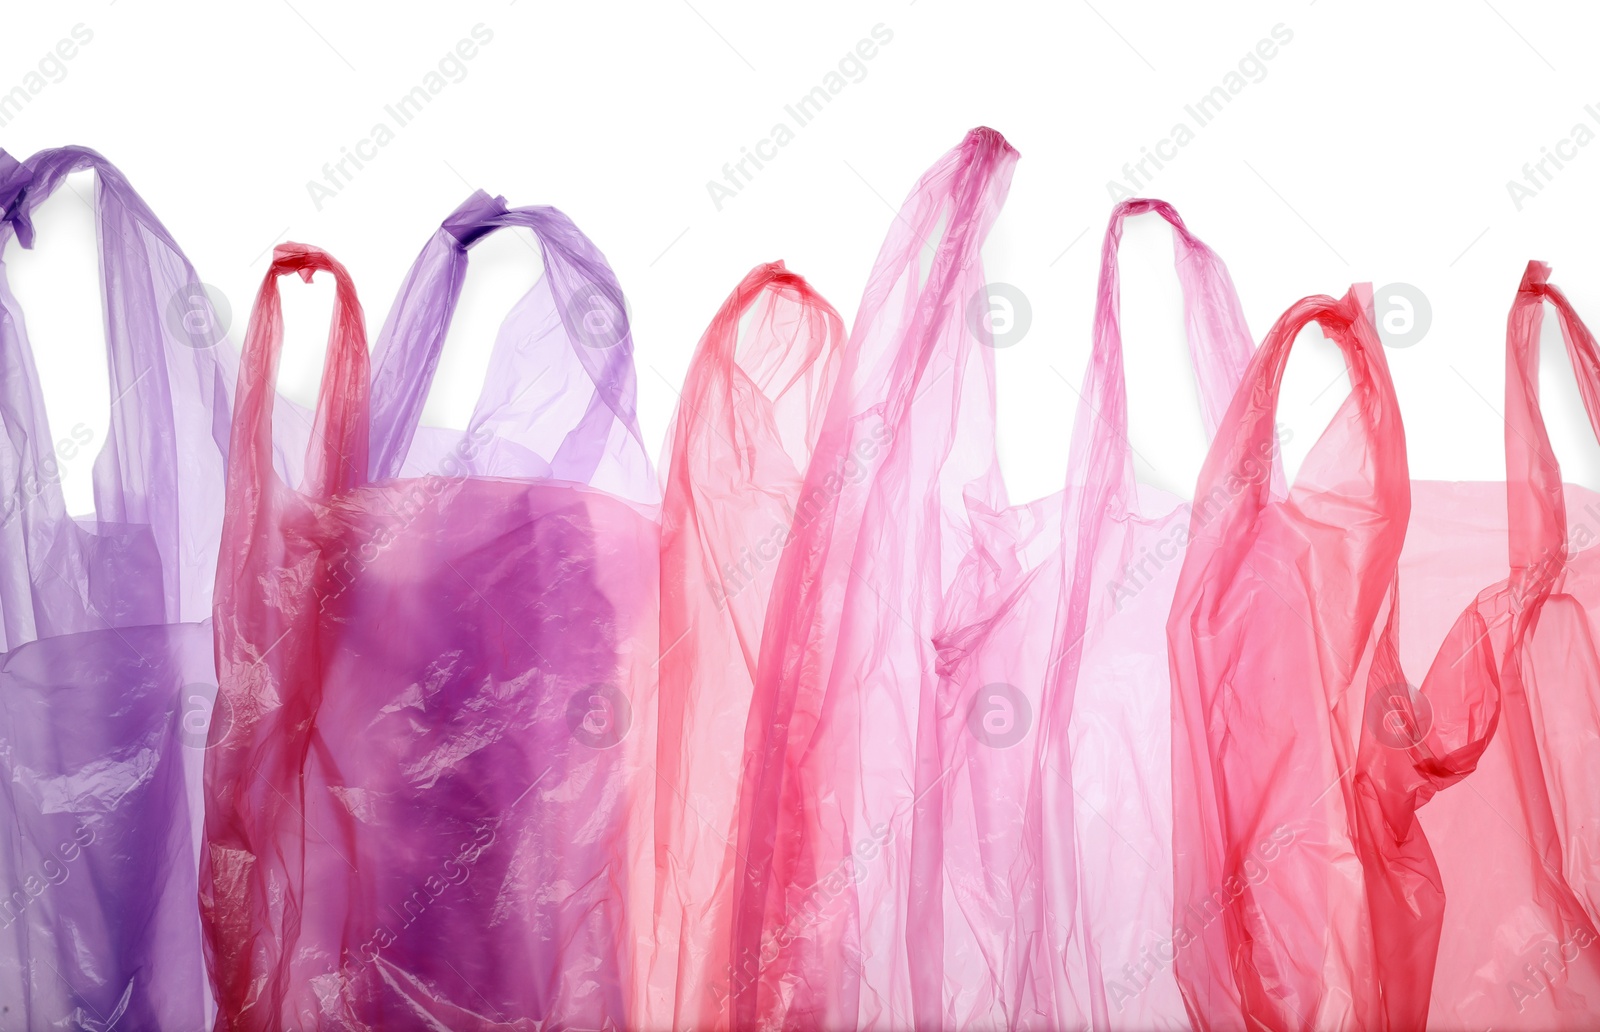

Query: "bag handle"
<box><xmin>1089</xmin><ymin>198</ymin><xmax>1254</xmax><ymax>455</ymax></box>
<box><xmin>680</xmin><ymin>260</ymin><xmax>842</xmax><ymax>407</ymax></box>
<box><xmin>862</xmin><ymin>126</ymin><xmax>1017</xmax><ymax>428</ymax></box>
<box><xmin>730</xmin><ymin>126</ymin><xmax>1016</xmax><ymax>1031</ymax></box>
<box><xmin>0</xmin><ymin>146</ymin><xmax>176</xmax><ymax>252</ymax></box>
<box><xmin>366</xmin><ymin>190</ymin><xmax>642</xmax><ymax>481</ymax></box>
<box><xmin>230</xmin><ymin>243</ymin><xmax>369</xmax><ymax>515</ymax></box>
<box><xmin>0</xmin><ymin>145</ymin><xmax>236</xmax><ymax>629</ymax></box>
<box><xmin>1503</xmin><ymin>261</ymin><xmax>1600</xmax><ymax>577</ymax></box>
<box><xmin>1192</xmin><ymin>285</ymin><xmax>1405</xmax><ymax>558</ymax></box>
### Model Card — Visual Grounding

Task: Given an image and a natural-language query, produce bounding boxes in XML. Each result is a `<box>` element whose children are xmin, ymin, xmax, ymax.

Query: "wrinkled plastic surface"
<box><xmin>1169</xmin><ymin>288</ymin><xmax>1396</xmax><ymax>1030</ymax></box>
<box><xmin>1400</xmin><ymin>263</ymin><xmax>1600</xmax><ymax>1030</ymax></box>
<box><xmin>202</xmin><ymin>199</ymin><xmax>657</xmax><ymax>1030</ymax></box>
<box><xmin>0</xmin><ymin>146</ymin><xmax>232</xmax><ymax>1031</ymax></box>
<box><xmin>728</xmin><ymin>127</ymin><xmax>1016</xmax><ymax>1029</ymax></box>
<box><xmin>926</xmin><ymin>199</ymin><xmax>1255</xmax><ymax>1029</ymax></box>
<box><xmin>649</xmin><ymin>262</ymin><xmax>844</xmax><ymax>1029</ymax></box>
<box><xmin>1166</xmin><ymin>286</ymin><xmax>1489</xmax><ymax>1031</ymax></box>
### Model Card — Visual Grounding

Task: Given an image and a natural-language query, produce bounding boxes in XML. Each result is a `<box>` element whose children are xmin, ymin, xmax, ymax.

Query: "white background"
<box><xmin>6</xmin><ymin>0</ymin><xmax>1600</xmax><ymax>514</ymax></box>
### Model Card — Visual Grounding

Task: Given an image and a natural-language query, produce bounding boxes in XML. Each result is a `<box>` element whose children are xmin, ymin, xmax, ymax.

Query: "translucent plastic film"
<box><xmin>0</xmin><ymin>146</ymin><xmax>233</xmax><ymax>1030</ymax></box>
<box><xmin>203</xmin><ymin>211</ymin><xmax>657</xmax><ymax>1029</ymax></box>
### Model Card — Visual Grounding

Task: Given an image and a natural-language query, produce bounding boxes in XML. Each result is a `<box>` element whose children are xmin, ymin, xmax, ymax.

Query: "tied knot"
<box><xmin>442</xmin><ymin>190</ymin><xmax>509</xmax><ymax>248</ymax></box>
<box><xmin>0</xmin><ymin>152</ymin><xmax>37</xmax><ymax>248</ymax></box>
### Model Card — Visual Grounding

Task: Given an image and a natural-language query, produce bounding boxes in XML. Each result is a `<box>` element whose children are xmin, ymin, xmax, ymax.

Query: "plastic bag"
<box><xmin>0</xmin><ymin>145</ymin><xmax>236</xmax><ymax>1030</ymax></box>
<box><xmin>367</xmin><ymin>191</ymin><xmax>654</xmax><ymax>502</ymax></box>
<box><xmin>1166</xmin><ymin>269</ymin><xmax>1600</xmax><ymax>1030</ymax></box>
<box><xmin>202</xmin><ymin>194</ymin><xmax>657</xmax><ymax>1029</ymax></box>
<box><xmin>1399</xmin><ymin>262</ymin><xmax>1600</xmax><ymax>1030</ymax></box>
<box><xmin>1166</xmin><ymin>284</ymin><xmax>1494</xmax><ymax>1030</ymax></box>
<box><xmin>649</xmin><ymin>261</ymin><xmax>844</xmax><ymax>1029</ymax></box>
<box><xmin>927</xmin><ymin>198</ymin><xmax>1255</xmax><ymax>1029</ymax></box>
<box><xmin>728</xmin><ymin>127</ymin><xmax>1016</xmax><ymax>1029</ymax></box>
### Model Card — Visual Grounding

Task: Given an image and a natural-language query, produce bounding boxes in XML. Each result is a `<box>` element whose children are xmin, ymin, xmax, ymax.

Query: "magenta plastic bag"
<box><xmin>927</xmin><ymin>198</ymin><xmax>1255</xmax><ymax>1028</ymax></box>
<box><xmin>649</xmin><ymin>261</ymin><xmax>844</xmax><ymax>1029</ymax></box>
<box><xmin>728</xmin><ymin>127</ymin><xmax>1016</xmax><ymax>1028</ymax></box>
<box><xmin>0</xmin><ymin>146</ymin><xmax>232</xmax><ymax>1029</ymax></box>
<box><xmin>203</xmin><ymin>195</ymin><xmax>657</xmax><ymax>1030</ymax></box>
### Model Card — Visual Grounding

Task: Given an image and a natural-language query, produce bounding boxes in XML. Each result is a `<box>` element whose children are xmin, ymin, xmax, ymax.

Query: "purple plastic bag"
<box><xmin>0</xmin><ymin>146</ymin><xmax>234</xmax><ymax>1030</ymax></box>
<box><xmin>203</xmin><ymin>193</ymin><xmax>658</xmax><ymax>1030</ymax></box>
<box><xmin>368</xmin><ymin>190</ymin><xmax>653</xmax><ymax>502</ymax></box>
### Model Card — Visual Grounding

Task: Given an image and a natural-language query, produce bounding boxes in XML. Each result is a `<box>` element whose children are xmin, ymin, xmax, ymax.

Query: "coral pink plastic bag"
<box><xmin>203</xmin><ymin>233</ymin><xmax>656</xmax><ymax>1029</ymax></box>
<box><xmin>1168</xmin><ymin>287</ymin><xmax>1414</xmax><ymax>1030</ymax></box>
<box><xmin>650</xmin><ymin>262</ymin><xmax>844</xmax><ymax>1030</ymax></box>
<box><xmin>1166</xmin><ymin>266</ymin><xmax>1600</xmax><ymax>1031</ymax></box>
<box><xmin>1166</xmin><ymin>283</ymin><xmax>1538</xmax><ymax>1030</ymax></box>
<box><xmin>926</xmin><ymin>198</ymin><xmax>1255</xmax><ymax>1030</ymax></box>
<box><xmin>729</xmin><ymin>127</ymin><xmax>1015</xmax><ymax>1029</ymax></box>
<box><xmin>1476</xmin><ymin>263</ymin><xmax>1600</xmax><ymax>1022</ymax></box>
<box><xmin>1400</xmin><ymin>262</ymin><xmax>1600</xmax><ymax>1029</ymax></box>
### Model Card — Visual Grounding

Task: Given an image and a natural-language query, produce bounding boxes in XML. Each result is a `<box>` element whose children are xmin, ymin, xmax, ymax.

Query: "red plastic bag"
<box><xmin>649</xmin><ymin>262</ymin><xmax>844</xmax><ymax>1029</ymax></box>
<box><xmin>1163</xmin><ymin>275</ymin><xmax>1600</xmax><ymax>1030</ymax></box>
<box><xmin>1167</xmin><ymin>287</ymin><xmax>1417</xmax><ymax>1029</ymax></box>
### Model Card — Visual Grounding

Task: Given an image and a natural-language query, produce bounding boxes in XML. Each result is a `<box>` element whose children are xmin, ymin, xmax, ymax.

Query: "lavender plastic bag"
<box><xmin>0</xmin><ymin>146</ymin><xmax>234</xmax><ymax>1030</ymax></box>
<box><xmin>368</xmin><ymin>190</ymin><xmax>653</xmax><ymax>501</ymax></box>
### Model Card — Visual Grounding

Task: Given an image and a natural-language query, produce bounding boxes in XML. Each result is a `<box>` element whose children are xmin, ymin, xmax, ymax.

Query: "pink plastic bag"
<box><xmin>927</xmin><ymin>198</ymin><xmax>1255</xmax><ymax>1029</ymax></box>
<box><xmin>1165</xmin><ymin>282</ymin><xmax>1549</xmax><ymax>1030</ymax></box>
<box><xmin>650</xmin><ymin>261</ymin><xmax>844</xmax><ymax>1030</ymax></box>
<box><xmin>1400</xmin><ymin>262</ymin><xmax>1600</xmax><ymax>1030</ymax></box>
<box><xmin>729</xmin><ymin>127</ymin><xmax>1016</xmax><ymax>1029</ymax></box>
